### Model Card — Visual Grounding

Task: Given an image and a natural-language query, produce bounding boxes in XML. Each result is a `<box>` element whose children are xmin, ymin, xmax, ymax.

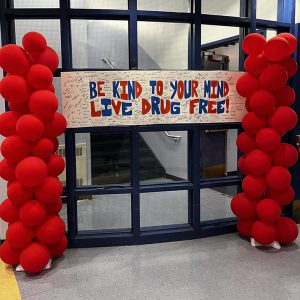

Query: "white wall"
<box><xmin>296</xmin><ymin>0</ymin><xmax>300</xmax><ymax>23</ymax></box>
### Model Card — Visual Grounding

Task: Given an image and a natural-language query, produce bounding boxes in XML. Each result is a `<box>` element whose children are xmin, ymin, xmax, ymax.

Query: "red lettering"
<box><xmin>135</xmin><ymin>82</ymin><xmax>142</xmax><ymax>98</ymax></box>
<box><xmin>189</xmin><ymin>99</ymin><xmax>199</xmax><ymax>114</ymax></box>
<box><xmin>97</xmin><ymin>81</ymin><xmax>105</xmax><ymax>97</ymax></box>
<box><xmin>223</xmin><ymin>81</ymin><xmax>229</xmax><ymax>97</ymax></box>
<box><xmin>142</xmin><ymin>99</ymin><xmax>151</xmax><ymax>115</ymax></box>
<box><xmin>120</xmin><ymin>81</ymin><xmax>128</xmax><ymax>100</ymax></box>
<box><xmin>211</xmin><ymin>81</ymin><xmax>217</xmax><ymax>98</ymax></box>
<box><xmin>160</xmin><ymin>99</ymin><xmax>170</xmax><ymax>114</ymax></box>
<box><xmin>208</xmin><ymin>100</ymin><xmax>217</xmax><ymax>113</ymax></box>
<box><xmin>177</xmin><ymin>81</ymin><xmax>184</xmax><ymax>99</ymax></box>
<box><xmin>90</xmin><ymin>101</ymin><xmax>101</xmax><ymax>117</ymax></box>
<box><xmin>191</xmin><ymin>80</ymin><xmax>198</xmax><ymax>97</ymax></box>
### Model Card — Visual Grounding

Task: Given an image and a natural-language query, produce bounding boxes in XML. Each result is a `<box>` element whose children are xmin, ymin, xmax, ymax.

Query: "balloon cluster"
<box><xmin>232</xmin><ymin>33</ymin><xmax>299</xmax><ymax>246</ymax></box>
<box><xmin>0</xmin><ymin>32</ymin><xmax>67</xmax><ymax>273</ymax></box>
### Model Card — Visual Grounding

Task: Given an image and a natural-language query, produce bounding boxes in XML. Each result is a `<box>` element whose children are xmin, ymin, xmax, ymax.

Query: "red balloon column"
<box><xmin>0</xmin><ymin>32</ymin><xmax>67</xmax><ymax>272</ymax></box>
<box><xmin>233</xmin><ymin>33</ymin><xmax>299</xmax><ymax>247</ymax></box>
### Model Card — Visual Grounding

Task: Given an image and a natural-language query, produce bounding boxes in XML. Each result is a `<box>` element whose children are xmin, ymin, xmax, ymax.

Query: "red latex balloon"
<box><xmin>8</xmin><ymin>102</ymin><xmax>30</xmax><ymax>114</ymax></box>
<box><xmin>0</xmin><ymin>74</ymin><xmax>30</xmax><ymax>103</ymax></box>
<box><xmin>238</xmin><ymin>155</ymin><xmax>248</xmax><ymax>175</ymax></box>
<box><xmin>46</xmin><ymin>198</ymin><xmax>63</xmax><ymax>215</ymax></box>
<box><xmin>237</xmin><ymin>219</ymin><xmax>256</xmax><ymax>238</ymax></box>
<box><xmin>29</xmin><ymin>90</ymin><xmax>58</xmax><ymax>117</ymax></box>
<box><xmin>231</xmin><ymin>193</ymin><xmax>257</xmax><ymax>220</ymax></box>
<box><xmin>278</xmin><ymin>33</ymin><xmax>297</xmax><ymax>55</ymax></box>
<box><xmin>236</xmin><ymin>132</ymin><xmax>256</xmax><ymax>154</ymax></box>
<box><xmin>256</xmin><ymin>198</ymin><xmax>281</xmax><ymax>224</ymax></box>
<box><xmin>245</xmin><ymin>98</ymin><xmax>251</xmax><ymax>112</ymax></box>
<box><xmin>236</xmin><ymin>73</ymin><xmax>261</xmax><ymax>98</ymax></box>
<box><xmin>272</xmin><ymin>143</ymin><xmax>298</xmax><ymax>167</ymax></box>
<box><xmin>260</xmin><ymin>64</ymin><xmax>288</xmax><ymax>92</ymax></box>
<box><xmin>0</xmin><ymin>241</ymin><xmax>21</xmax><ymax>265</ymax></box>
<box><xmin>0</xmin><ymin>111</ymin><xmax>20</xmax><ymax>137</ymax></box>
<box><xmin>36</xmin><ymin>216</ymin><xmax>66</xmax><ymax>245</ymax></box>
<box><xmin>20</xmin><ymin>242</ymin><xmax>50</xmax><ymax>273</ymax></box>
<box><xmin>245</xmin><ymin>149</ymin><xmax>271</xmax><ymax>176</ymax></box>
<box><xmin>15</xmin><ymin>156</ymin><xmax>48</xmax><ymax>187</ymax></box>
<box><xmin>255</xmin><ymin>128</ymin><xmax>281</xmax><ymax>152</ymax></box>
<box><xmin>22</xmin><ymin>32</ymin><xmax>47</xmax><ymax>56</ymax></box>
<box><xmin>0</xmin><ymin>198</ymin><xmax>19</xmax><ymax>223</ymax></box>
<box><xmin>242</xmin><ymin>33</ymin><xmax>266</xmax><ymax>56</ymax></box>
<box><xmin>0</xmin><ymin>44</ymin><xmax>30</xmax><ymax>75</ymax></box>
<box><xmin>244</xmin><ymin>54</ymin><xmax>268</xmax><ymax>76</ymax></box>
<box><xmin>0</xmin><ymin>159</ymin><xmax>16</xmax><ymax>182</ymax></box>
<box><xmin>251</xmin><ymin>221</ymin><xmax>276</xmax><ymax>245</ymax></box>
<box><xmin>44</xmin><ymin>112</ymin><xmax>67</xmax><ymax>138</ymax></box>
<box><xmin>49</xmin><ymin>137</ymin><xmax>59</xmax><ymax>152</ymax></box>
<box><xmin>47</xmin><ymin>154</ymin><xmax>65</xmax><ymax>177</ymax></box>
<box><xmin>27</xmin><ymin>64</ymin><xmax>53</xmax><ymax>90</ymax></box>
<box><xmin>1</xmin><ymin>135</ymin><xmax>31</xmax><ymax>163</ymax></box>
<box><xmin>249</xmin><ymin>90</ymin><xmax>275</xmax><ymax>115</ymax></box>
<box><xmin>276</xmin><ymin>217</ymin><xmax>298</xmax><ymax>243</ymax></box>
<box><xmin>7</xmin><ymin>181</ymin><xmax>34</xmax><ymax>207</ymax></box>
<box><xmin>242</xmin><ymin>175</ymin><xmax>266</xmax><ymax>198</ymax></box>
<box><xmin>48</xmin><ymin>235</ymin><xmax>67</xmax><ymax>258</ymax></box>
<box><xmin>242</xmin><ymin>112</ymin><xmax>267</xmax><ymax>136</ymax></box>
<box><xmin>267</xmin><ymin>185</ymin><xmax>294</xmax><ymax>206</ymax></box>
<box><xmin>6</xmin><ymin>221</ymin><xmax>34</xmax><ymax>248</ymax></box>
<box><xmin>264</xmin><ymin>36</ymin><xmax>289</xmax><ymax>61</ymax></box>
<box><xmin>269</xmin><ymin>106</ymin><xmax>297</xmax><ymax>136</ymax></box>
<box><xmin>278</xmin><ymin>56</ymin><xmax>297</xmax><ymax>78</ymax></box>
<box><xmin>47</xmin><ymin>83</ymin><xmax>55</xmax><ymax>93</ymax></box>
<box><xmin>35</xmin><ymin>176</ymin><xmax>63</xmax><ymax>204</ymax></box>
<box><xmin>19</xmin><ymin>200</ymin><xmax>47</xmax><ymax>227</ymax></box>
<box><xmin>32</xmin><ymin>137</ymin><xmax>55</xmax><ymax>159</ymax></box>
<box><xmin>275</xmin><ymin>86</ymin><xmax>295</xmax><ymax>107</ymax></box>
<box><xmin>16</xmin><ymin>114</ymin><xmax>45</xmax><ymax>141</ymax></box>
<box><xmin>266</xmin><ymin>166</ymin><xmax>291</xmax><ymax>191</ymax></box>
<box><xmin>36</xmin><ymin>47</ymin><xmax>59</xmax><ymax>73</ymax></box>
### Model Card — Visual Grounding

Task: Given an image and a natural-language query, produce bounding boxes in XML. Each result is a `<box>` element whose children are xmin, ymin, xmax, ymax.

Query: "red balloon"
<box><xmin>278</xmin><ymin>33</ymin><xmax>297</xmax><ymax>55</ymax></box>
<box><xmin>29</xmin><ymin>90</ymin><xmax>58</xmax><ymax>117</ymax></box>
<box><xmin>231</xmin><ymin>193</ymin><xmax>257</xmax><ymax>220</ymax></box>
<box><xmin>264</xmin><ymin>36</ymin><xmax>289</xmax><ymax>62</ymax></box>
<box><xmin>245</xmin><ymin>98</ymin><xmax>251</xmax><ymax>112</ymax></box>
<box><xmin>7</xmin><ymin>181</ymin><xmax>34</xmax><ymax>207</ymax></box>
<box><xmin>0</xmin><ymin>198</ymin><xmax>19</xmax><ymax>223</ymax></box>
<box><xmin>269</xmin><ymin>106</ymin><xmax>297</xmax><ymax>136</ymax></box>
<box><xmin>6</xmin><ymin>221</ymin><xmax>34</xmax><ymax>248</ymax></box>
<box><xmin>236</xmin><ymin>132</ymin><xmax>256</xmax><ymax>154</ymax></box>
<box><xmin>267</xmin><ymin>185</ymin><xmax>294</xmax><ymax>206</ymax></box>
<box><xmin>0</xmin><ymin>111</ymin><xmax>20</xmax><ymax>137</ymax></box>
<box><xmin>251</xmin><ymin>221</ymin><xmax>276</xmax><ymax>245</ymax></box>
<box><xmin>44</xmin><ymin>112</ymin><xmax>67</xmax><ymax>138</ymax></box>
<box><xmin>236</xmin><ymin>73</ymin><xmax>261</xmax><ymax>98</ymax></box>
<box><xmin>16</xmin><ymin>114</ymin><xmax>45</xmax><ymax>141</ymax></box>
<box><xmin>0</xmin><ymin>159</ymin><xmax>16</xmax><ymax>182</ymax></box>
<box><xmin>8</xmin><ymin>101</ymin><xmax>30</xmax><ymax>114</ymax></box>
<box><xmin>48</xmin><ymin>235</ymin><xmax>67</xmax><ymax>258</ymax></box>
<box><xmin>245</xmin><ymin>149</ymin><xmax>271</xmax><ymax>176</ymax></box>
<box><xmin>266</xmin><ymin>166</ymin><xmax>291</xmax><ymax>190</ymax></box>
<box><xmin>46</xmin><ymin>198</ymin><xmax>63</xmax><ymax>215</ymax></box>
<box><xmin>20</xmin><ymin>242</ymin><xmax>50</xmax><ymax>273</ymax></box>
<box><xmin>238</xmin><ymin>155</ymin><xmax>248</xmax><ymax>175</ymax></box>
<box><xmin>256</xmin><ymin>198</ymin><xmax>281</xmax><ymax>224</ymax></box>
<box><xmin>242</xmin><ymin>33</ymin><xmax>266</xmax><ymax>56</ymax></box>
<box><xmin>255</xmin><ymin>128</ymin><xmax>281</xmax><ymax>152</ymax></box>
<box><xmin>36</xmin><ymin>47</ymin><xmax>59</xmax><ymax>73</ymax></box>
<box><xmin>19</xmin><ymin>200</ymin><xmax>47</xmax><ymax>227</ymax></box>
<box><xmin>276</xmin><ymin>217</ymin><xmax>298</xmax><ymax>243</ymax></box>
<box><xmin>32</xmin><ymin>137</ymin><xmax>55</xmax><ymax>159</ymax></box>
<box><xmin>35</xmin><ymin>176</ymin><xmax>63</xmax><ymax>204</ymax></box>
<box><xmin>1</xmin><ymin>135</ymin><xmax>31</xmax><ymax>163</ymax></box>
<box><xmin>249</xmin><ymin>90</ymin><xmax>275</xmax><ymax>115</ymax></box>
<box><xmin>278</xmin><ymin>56</ymin><xmax>297</xmax><ymax>78</ymax></box>
<box><xmin>0</xmin><ymin>241</ymin><xmax>21</xmax><ymax>265</ymax></box>
<box><xmin>27</xmin><ymin>64</ymin><xmax>53</xmax><ymax>90</ymax></box>
<box><xmin>242</xmin><ymin>175</ymin><xmax>266</xmax><ymax>198</ymax></box>
<box><xmin>275</xmin><ymin>86</ymin><xmax>295</xmax><ymax>107</ymax></box>
<box><xmin>47</xmin><ymin>83</ymin><xmax>55</xmax><ymax>93</ymax></box>
<box><xmin>15</xmin><ymin>156</ymin><xmax>48</xmax><ymax>187</ymax></box>
<box><xmin>0</xmin><ymin>74</ymin><xmax>30</xmax><ymax>103</ymax></box>
<box><xmin>22</xmin><ymin>31</ymin><xmax>47</xmax><ymax>56</ymax></box>
<box><xmin>272</xmin><ymin>143</ymin><xmax>298</xmax><ymax>167</ymax></box>
<box><xmin>36</xmin><ymin>216</ymin><xmax>66</xmax><ymax>245</ymax></box>
<box><xmin>244</xmin><ymin>54</ymin><xmax>268</xmax><ymax>76</ymax></box>
<box><xmin>47</xmin><ymin>154</ymin><xmax>65</xmax><ymax>176</ymax></box>
<box><xmin>260</xmin><ymin>64</ymin><xmax>288</xmax><ymax>92</ymax></box>
<box><xmin>242</xmin><ymin>112</ymin><xmax>267</xmax><ymax>135</ymax></box>
<box><xmin>49</xmin><ymin>137</ymin><xmax>59</xmax><ymax>152</ymax></box>
<box><xmin>0</xmin><ymin>44</ymin><xmax>30</xmax><ymax>75</ymax></box>
<box><xmin>237</xmin><ymin>219</ymin><xmax>256</xmax><ymax>238</ymax></box>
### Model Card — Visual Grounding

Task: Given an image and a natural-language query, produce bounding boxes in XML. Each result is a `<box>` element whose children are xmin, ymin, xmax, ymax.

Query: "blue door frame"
<box><xmin>0</xmin><ymin>0</ymin><xmax>297</xmax><ymax>247</ymax></box>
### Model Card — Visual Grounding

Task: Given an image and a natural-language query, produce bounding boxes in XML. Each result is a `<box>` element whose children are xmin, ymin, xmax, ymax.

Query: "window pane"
<box><xmin>71</xmin><ymin>20</ymin><xmax>129</xmax><ymax>69</ymax></box>
<box><xmin>77</xmin><ymin>194</ymin><xmax>131</xmax><ymax>231</ymax></box>
<box><xmin>138</xmin><ymin>22</ymin><xmax>190</xmax><ymax>69</ymax></box>
<box><xmin>256</xmin><ymin>0</ymin><xmax>278</xmax><ymax>21</ymax></box>
<box><xmin>60</xmin><ymin>198</ymin><xmax>68</xmax><ymax>230</ymax></box>
<box><xmin>201</xmin><ymin>0</ymin><xmax>240</xmax><ymax>17</ymax></box>
<box><xmin>14</xmin><ymin>19</ymin><xmax>62</xmax><ymax>67</ymax></box>
<box><xmin>139</xmin><ymin>131</ymin><xmax>188</xmax><ymax>184</ymax></box>
<box><xmin>71</xmin><ymin>0</ymin><xmax>128</xmax><ymax>9</ymax></box>
<box><xmin>200</xmin><ymin>185</ymin><xmax>237</xmax><ymax>221</ymax></box>
<box><xmin>13</xmin><ymin>0</ymin><xmax>59</xmax><ymax>7</ymax></box>
<box><xmin>140</xmin><ymin>190</ymin><xmax>188</xmax><ymax>228</ymax></box>
<box><xmin>138</xmin><ymin>0</ymin><xmax>190</xmax><ymax>13</ymax></box>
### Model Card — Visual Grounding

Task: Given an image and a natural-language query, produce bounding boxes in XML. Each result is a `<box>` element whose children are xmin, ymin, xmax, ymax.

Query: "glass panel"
<box><xmin>138</xmin><ymin>22</ymin><xmax>190</xmax><ymax>69</ymax></box>
<box><xmin>71</xmin><ymin>0</ymin><xmax>128</xmax><ymax>9</ymax></box>
<box><xmin>60</xmin><ymin>199</ymin><xmax>68</xmax><ymax>230</ymax></box>
<box><xmin>139</xmin><ymin>131</ymin><xmax>188</xmax><ymax>184</ymax></box>
<box><xmin>200</xmin><ymin>129</ymin><xmax>238</xmax><ymax>179</ymax></box>
<box><xmin>256</xmin><ymin>0</ymin><xmax>278</xmax><ymax>21</ymax></box>
<box><xmin>201</xmin><ymin>25</ymin><xmax>240</xmax><ymax>71</ymax></box>
<box><xmin>138</xmin><ymin>0</ymin><xmax>190</xmax><ymax>13</ymax></box>
<box><xmin>14</xmin><ymin>19</ymin><xmax>62</xmax><ymax>67</ymax></box>
<box><xmin>266</xmin><ymin>29</ymin><xmax>277</xmax><ymax>40</ymax></box>
<box><xmin>71</xmin><ymin>20</ymin><xmax>129</xmax><ymax>69</ymax></box>
<box><xmin>201</xmin><ymin>0</ymin><xmax>240</xmax><ymax>17</ymax></box>
<box><xmin>75</xmin><ymin>132</ymin><xmax>131</xmax><ymax>186</ymax></box>
<box><xmin>13</xmin><ymin>0</ymin><xmax>59</xmax><ymax>7</ymax></box>
<box><xmin>140</xmin><ymin>190</ymin><xmax>188</xmax><ymax>227</ymax></box>
<box><xmin>200</xmin><ymin>185</ymin><xmax>238</xmax><ymax>221</ymax></box>
<box><xmin>77</xmin><ymin>194</ymin><xmax>131</xmax><ymax>231</ymax></box>
<box><xmin>294</xmin><ymin>200</ymin><xmax>300</xmax><ymax>223</ymax></box>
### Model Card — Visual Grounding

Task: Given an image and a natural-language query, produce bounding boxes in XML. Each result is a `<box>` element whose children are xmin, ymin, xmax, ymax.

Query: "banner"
<box><xmin>61</xmin><ymin>70</ymin><xmax>246</xmax><ymax>128</ymax></box>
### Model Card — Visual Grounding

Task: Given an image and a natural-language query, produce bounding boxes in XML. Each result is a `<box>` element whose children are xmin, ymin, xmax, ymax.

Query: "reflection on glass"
<box><xmin>138</xmin><ymin>0</ymin><xmax>190</xmax><ymax>13</ymax></box>
<box><xmin>140</xmin><ymin>190</ymin><xmax>188</xmax><ymax>227</ymax></box>
<box><xmin>256</xmin><ymin>0</ymin><xmax>278</xmax><ymax>21</ymax></box>
<box><xmin>201</xmin><ymin>0</ymin><xmax>240</xmax><ymax>17</ymax></box>
<box><xmin>71</xmin><ymin>0</ymin><xmax>128</xmax><ymax>9</ymax></box>
<box><xmin>60</xmin><ymin>201</ymin><xmax>68</xmax><ymax>230</ymax></box>
<box><xmin>13</xmin><ymin>0</ymin><xmax>59</xmax><ymax>7</ymax></box>
<box><xmin>77</xmin><ymin>194</ymin><xmax>131</xmax><ymax>231</ymax></box>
